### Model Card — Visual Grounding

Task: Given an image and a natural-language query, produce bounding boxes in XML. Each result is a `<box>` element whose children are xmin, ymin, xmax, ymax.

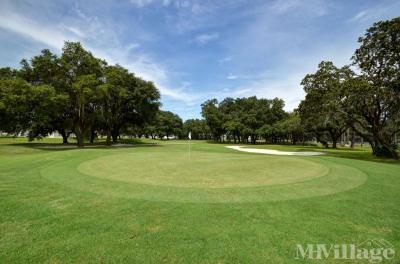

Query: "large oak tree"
<box><xmin>347</xmin><ymin>17</ymin><xmax>400</xmax><ymax>158</ymax></box>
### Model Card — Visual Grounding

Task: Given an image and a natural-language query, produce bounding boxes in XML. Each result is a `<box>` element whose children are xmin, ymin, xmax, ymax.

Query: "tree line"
<box><xmin>0</xmin><ymin>42</ymin><xmax>206</xmax><ymax>145</ymax></box>
<box><xmin>1</xmin><ymin>17</ymin><xmax>399</xmax><ymax>158</ymax></box>
<box><xmin>139</xmin><ymin>114</ymin><xmax>210</xmax><ymax>140</ymax></box>
<box><xmin>201</xmin><ymin>17</ymin><xmax>400</xmax><ymax>158</ymax></box>
<box><xmin>0</xmin><ymin>42</ymin><xmax>160</xmax><ymax>147</ymax></box>
<box><xmin>201</xmin><ymin>97</ymin><xmax>292</xmax><ymax>144</ymax></box>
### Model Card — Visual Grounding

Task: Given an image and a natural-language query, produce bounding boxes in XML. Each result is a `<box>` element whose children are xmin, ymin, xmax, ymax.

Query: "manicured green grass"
<box><xmin>1</xmin><ymin>138</ymin><xmax>399</xmax><ymax>263</ymax></box>
<box><xmin>237</xmin><ymin>143</ymin><xmax>400</xmax><ymax>164</ymax></box>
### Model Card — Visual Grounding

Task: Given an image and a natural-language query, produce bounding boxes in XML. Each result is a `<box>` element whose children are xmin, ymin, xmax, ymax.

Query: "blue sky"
<box><xmin>0</xmin><ymin>0</ymin><xmax>399</xmax><ymax>120</ymax></box>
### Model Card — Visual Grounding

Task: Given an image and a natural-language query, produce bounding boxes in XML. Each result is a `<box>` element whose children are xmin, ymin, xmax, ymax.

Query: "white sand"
<box><xmin>225</xmin><ymin>146</ymin><xmax>324</xmax><ymax>156</ymax></box>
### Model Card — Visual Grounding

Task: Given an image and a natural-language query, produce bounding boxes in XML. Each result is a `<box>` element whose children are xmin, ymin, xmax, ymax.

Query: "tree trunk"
<box><xmin>328</xmin><ymin>130</ymin><xmax>341</xmax><ymax>149</ymax></box>
<box><xmin>58</xmin><ymin>129</ymin><xmax>69</xmax><ymax>144</ymax></box>
<box><xmin>316</xmin><ymin>134</ymin><xmax>328</xmax><ymax>148</ymax></box>
<box><xmin>251</xmin><ymin>135</ymin><xmax>256</xmax><ymax>144</ymax></box>
<box><xmin>372</xmin><ymin>139</ymin><xmax>398</xmax><ymax>159</ymax></box>
<box><xmin>111</xmin><ymin>129</ymin><xmax>119</xmax><ymax>143</ymax></box>
<box><xmin>350</xmin><ymin>130</ymin><xmax>355</xmax><ymax>149</ymax></box>
<box><xmin>106</xmin><ymin>129</ymin><xmax>112</xmax><ymax>146</ymax></box>
<box><xmin>332</xmin><ymin>139</ymin><xmax>337</xmax><ymax>149</ymax></box>
<box><xmin>75</xmin><ymin>127</ymin><xmax>84</xmax><ymax>148</ymax></box>
<box><xmin>89</xmin><ymin>129</ymin><xmax>96</xmax><ymax>144</ymax></box>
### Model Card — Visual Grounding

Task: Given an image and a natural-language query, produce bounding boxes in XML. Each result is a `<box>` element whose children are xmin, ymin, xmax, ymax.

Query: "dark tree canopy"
<box><xmin>299</xmin><ymin>61</ymin><xmax>353</xmax><ymax>148</ymax></box>
<box><xmin>183</xmin><ymin>119</ymin><xmax>211</xmax><ymax>140</ymax></box>
<box><xmin>0</xmin><ymin>42</ymin><xmax>160</xmax><ymax>147</ymax></box>
<box><xmin>353</xmin><ymin>17</ymin><xmax>400</xmax><ymax>91</ymax></box>
<box><xmin>201</xmin><ymin>96</ymin><xmax>287</xmax><ymax>144</ymax></box>
<box><xmin>349</xmin><ymin>17</ymin><xmax>400</xmax><ymax>158</ymax></box>
<box><xmin>153</xmin><ymin>111</ymin><xmax>183</xmax><ymax>139</ymax></box>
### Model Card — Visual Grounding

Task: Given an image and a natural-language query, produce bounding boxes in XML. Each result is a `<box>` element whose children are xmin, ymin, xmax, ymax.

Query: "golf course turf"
<box><xmin>1</xmin><ymin>138</ymin><xmax>399</xmax><ymax>263</ymax></box>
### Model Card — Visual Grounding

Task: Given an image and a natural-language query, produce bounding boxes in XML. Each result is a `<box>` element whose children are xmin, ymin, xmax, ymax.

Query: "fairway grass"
<box><xmin>1</xmin><ymin>138</ymin><xmax>399</xmax><ymax>263</ymax></box>
<box><xmin>41</xmin><ymin>146</ymin><xmax>366</xmax><ymax>203</ymax></box>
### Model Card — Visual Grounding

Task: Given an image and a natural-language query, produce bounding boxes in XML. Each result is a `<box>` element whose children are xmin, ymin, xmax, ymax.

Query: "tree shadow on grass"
<box><xmin>5</xmin><ymin>141</ymin><xmax>161</xmax><ymax>152</ymax></box>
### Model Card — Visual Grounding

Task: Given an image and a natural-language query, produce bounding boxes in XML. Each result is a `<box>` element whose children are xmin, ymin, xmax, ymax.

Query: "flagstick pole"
<box><xmin>188</xmin><ymin>131</ymin><xmax>191</xmax><ymax>160</ymax></box>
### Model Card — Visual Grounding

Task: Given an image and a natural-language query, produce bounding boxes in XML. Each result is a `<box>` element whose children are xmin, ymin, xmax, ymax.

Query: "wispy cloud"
<box><xmin>63</xmin><ymin>26</ymin><xmax>86</xmax><ymax>38</ymax></box>
<box><xmin>270</xmin><ymin>0</ymin><xmax>301</xmax><ymax>13</ymax></box>
<box><xmin>0</xmin><ymin>8</ymin><xmax>74</xmax><ymax>49</ymax></box>
<box><xmin>227</xmin><ymin>74</ymin><xmax>238</xmax><ymax>80</ymax></box>
<box><xmin>126</xmin><ymin>43</ymin><xmax>141</xmax><ymax>51</ymax></box>
<box><xmin>219</xmin><ymin>56</ymin><xmax>232</xmax><ymax>63</ymax></box>
<box><xmin>231</xmin><ymin>73</ymin><xmax>305</xmax><ymax>111</ymax></box>
<box><xmin>351</xmin><ymin>11</ymin><xmax>368</xmax><ymax>22</ymax></box>
<box><xmin>130</xmin><ymin>0</ymin><xmax>191</xmax><ymax>8</ymax></box>
<box><xmin>349</xmin><ymin>4</ymin><xmax>395</xmax><ymax>23</ymax></box>
<box><xmin>0</xmin><ymin>2</ymin><xmax>193</xmax><ymax>103</ymax></box>
<box><xmin>195</xmin><ymin>32</ymin><xmax>219</xmax><ymax>45</ymax></box>
<box><xmin>130</xmin><ymin>0</ymin><xmax>157</xmax><ymax>8</ymax></box>
<box><xmin>270</xmin><ymin>0</ymin><xmax>329</xmax><ymax>16</ymax></box>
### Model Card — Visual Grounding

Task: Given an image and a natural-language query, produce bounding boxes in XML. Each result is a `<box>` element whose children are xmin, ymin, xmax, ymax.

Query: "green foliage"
<box><xmin>346</xmin><ymin>17</ymin><xmax>400</xmax><ymax>158</ymax></box>
<box><xmin>0</xmin><ymin>78</ymin><xmax>65</xmax><ymax>139</ymax></box>
<box><xmin>201</xmin><ymin>97</ymin><xmax>286</xmax><ymax>143</ymax></box>
<box><xmin>96</xmin><ymin>65</ymin><xmax>160</xmax><ymax>143</ymax></box>
<box><xmin>299</xmin><ymin>61</ymin><xmax>353</xmax><ymax>148</ymax></box>
<box><xmin>201</xmin><ymin>99</ymin><xmax>225</xmax><ymax>141</ymax></box>
<box><xmin>298</xmin><ymin>17</ymin><xmax>400</xmax><ymax>158</ymax></box>
<box><xmin>353</xmin><ymin>17</ymin><xmax>400</xmax><ymax>91</ymax></box>
<box><xmin>1</xmin><ymin>42</ymin><xmax>160</xmax><ymax>147</ymax></box>
<box><xmin>0</xmin><ymin>67</ymin><xmax>17</xmax><ymax>79</ymax></box>
<box><xmin>343</xmin><ymin>76</ymin><xmax>399</xmax><ymax>158</ymax></box>
<box><xmin>183</xmin><ymin>119</ymin><xmax>210</xmax><ymax>140</ymax></box>
<box><xmin>152</xmin><ymin>110</ymin><xmax>183</xmax><ymax>139</ymax></box>
<box><xmin>0</xmin><ymin>78</ymin><xmax>34</xmax><ymax>133</ymax></box>
<box><xmin>272</xmin><ymin>113</ymin><xmax>308</xmax><ymax>144</ymax></box>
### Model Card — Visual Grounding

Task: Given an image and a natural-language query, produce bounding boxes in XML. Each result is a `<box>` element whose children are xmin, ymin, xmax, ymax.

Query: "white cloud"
<box><xmin>0</xmin><ymin>9</ymin><xmax>73</xmax><ymax>49</ymax></box>
<box><xmin>270</xmin><ymin>0</ymin><xmax>301</xmax><ymax>13</ymax></box>
<box><xmin>63</xmin><ymin>26</ymin><xmax>86</xmax><ymax>38</ymax></box>
<box><xmin>191</xmin><ymin>3</ymin><xmax>203</xmax><ymax>14</ymax></box>
<box><xmin>351</xmin><ymin>11</ymin><xmax>368</xmax><ymax>22</ymax></box>
<box><xmin>218</xmin><ymin>56</ymin><xmax>232</xmax><ymax>63</ymax></box>
<box><xmin>349</xmin><ymin>5</ymin><xmax>395</xmax><ymax>23</ymax></box>
<box><xmin>227</xmin><ymin>74</ymin><xmax>238</xmax><ymax>80</ymax></box>
<box><xmin>86</xmin><ymin>44</ymin><xmax>195</xmax><ymax>103</ymax></box>
<box><xmin>225</xmin><ymin>38</ymin><xmax>356</xmax><ymax>111</ymax></box>
<box><xmin>130</xmin><ymin>0</ymin><xmax>156</xmax><ymax>8</ymax></box>
<box><xmin>176</xmin><ymin>1</ymin><xmax>190</xmax><ymax>8</ymax></box>
<box><xmin>195</xmin><ymin>32</ymin><xmax>219</xmax><ymax>45</ymax></box>
<box><xmin>231</xmin><ymin>73</ymin><xmax>305</xmax><ymax>111</ymax></box>
<box><xmin>0</xmin><ymin>3</ymin><xmax>192</xmax><ymax>103</ymax></box>
<box><xmin>126</xmin><ymin>43</ymin><xmax>140</xmax><ymax>51</ymax></box>
<box><xmin>270</xmin><ymin>0</ymin><xmax>328</xmax><ymax>16</ymax></box>
<box><xmin>130</xmin><ymin>0</ymin><xmax>192</xmax><ymax>8</ymax></box>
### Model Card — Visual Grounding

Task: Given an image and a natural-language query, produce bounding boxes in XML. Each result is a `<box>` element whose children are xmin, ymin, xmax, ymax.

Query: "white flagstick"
<box><xmin>188</xmin><ymin>131</ymin><xmax>191</xmax><ymax>160</ymax></box>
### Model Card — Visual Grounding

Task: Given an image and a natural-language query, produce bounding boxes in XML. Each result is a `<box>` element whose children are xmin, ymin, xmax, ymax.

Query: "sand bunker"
<box><xmin>226</xmin><ymin>146</ymin><xmax>324</xmax><ymax>156</ymax></box>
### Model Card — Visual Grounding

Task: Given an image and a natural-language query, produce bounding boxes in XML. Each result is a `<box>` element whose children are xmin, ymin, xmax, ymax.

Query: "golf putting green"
<box><xmin>77</xmin><ymin>152</ymin><xmax>329</xmax><ymax>188</ymax></box>
<box><xmin>40</xmin><ymin>144</ymin><xmax>367</xmax><ymax>203</ymax></box>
